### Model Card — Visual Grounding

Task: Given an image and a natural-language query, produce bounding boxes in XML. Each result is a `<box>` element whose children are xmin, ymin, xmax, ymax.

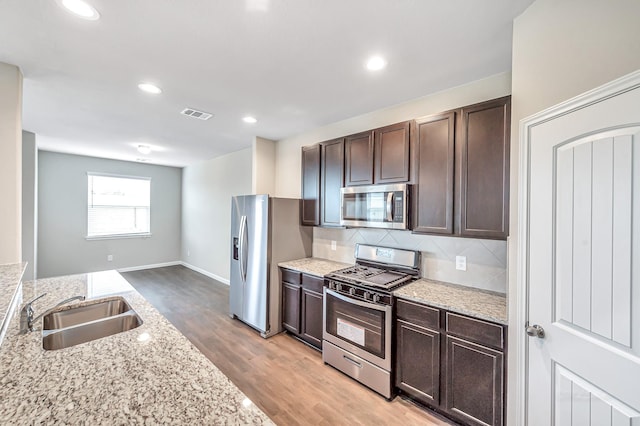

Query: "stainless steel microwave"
<box><xmin>340</xmin><ymin>184</ymin><xmax>409</xmax><ymax>230</ymax></box>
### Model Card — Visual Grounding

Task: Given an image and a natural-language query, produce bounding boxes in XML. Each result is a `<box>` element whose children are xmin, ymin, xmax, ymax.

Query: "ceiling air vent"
<box><xmin>181</xmin><ymin>108</ymin><xmax>213</xmax><ymax>121</ymax></box>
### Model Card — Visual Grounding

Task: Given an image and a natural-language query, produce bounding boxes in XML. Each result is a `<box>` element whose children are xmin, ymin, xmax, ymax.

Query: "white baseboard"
<box><xmin>117</xmin><ymin>261</ymin><xmax>181</xmax><ymax>273</ymax></box>
<box><xmin>180</xmin><ymin>262</ymin><xmax>230</xmax><ymax>285</ymax></box>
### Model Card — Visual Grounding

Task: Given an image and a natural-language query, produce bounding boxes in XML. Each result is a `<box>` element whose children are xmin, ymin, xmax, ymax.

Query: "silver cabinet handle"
<box><xmin>526</xmin><ymin>324</ymin><xmax>545</xmax><ymax>338</ymax></box>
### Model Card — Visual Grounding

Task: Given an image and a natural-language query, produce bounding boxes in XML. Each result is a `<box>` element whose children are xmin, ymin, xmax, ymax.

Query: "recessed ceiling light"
<box><xmin>58</xmin><ymin>0</ymin><xmax>100</xmax><ymax>20</ymax></box>
<box><xmin>243</xmin><ymin>116</ymin><xmax>258</xmax><ymax>124</ymax></box>
<box><xmin>138</xmin><ymin>83</ymin><xmax>162</xmax><ymax>94</ymax></box>
<box><xmin>366</xmin><ymin>56</ymin><xmax>387</xmax><ymax>71</ymax></box>
<box><xmin>137</xmin><ymin>145</ymin><xmax>152</xmax><ymax>155</ymax></box>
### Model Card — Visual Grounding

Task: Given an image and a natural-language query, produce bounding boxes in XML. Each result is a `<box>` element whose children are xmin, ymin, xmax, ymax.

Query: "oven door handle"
<box><xmin>325</xmin><ymin>289</ymin><xmax>391</xmax><ymax>312</ymax></box>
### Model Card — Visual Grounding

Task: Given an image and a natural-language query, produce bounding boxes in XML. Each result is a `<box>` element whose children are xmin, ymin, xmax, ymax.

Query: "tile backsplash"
<box><xmin>313</xmin><ymin>227</ymin><xmax>507</xmax><ymax>294</ymax></box>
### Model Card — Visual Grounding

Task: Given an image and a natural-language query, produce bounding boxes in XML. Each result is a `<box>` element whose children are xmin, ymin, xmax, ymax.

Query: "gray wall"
<box><xmin>181</xmin><ymin>148</ymin><xmax>252</xmax><ymax>283</ymax></box>
<box><xmin>507</xmin><ymin>1</ymin><xmax>640</xmax><ymax>423</ymax></box>
<box><xmin>38</xmin><ymin>151</ymin><xmax>182</xmax><ymax>278</ymax></box>
<box><xmin>21</xmin><ymin>131</ymin><xmax>37</xmax><ymax>280</ymax></box>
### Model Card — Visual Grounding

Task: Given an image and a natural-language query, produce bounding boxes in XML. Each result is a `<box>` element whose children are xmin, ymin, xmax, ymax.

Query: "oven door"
<box><xmin>323</xmin><ymin>288</ymin><xmax>392</xmax><ymax>370</ymax></box>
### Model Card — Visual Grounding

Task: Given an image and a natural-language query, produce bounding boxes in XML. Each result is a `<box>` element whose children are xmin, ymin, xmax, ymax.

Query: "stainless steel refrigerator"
<box><xmin>230</xmin><ymin>195</ymin><xmax>312</xmax><ymax>338</ymax></box>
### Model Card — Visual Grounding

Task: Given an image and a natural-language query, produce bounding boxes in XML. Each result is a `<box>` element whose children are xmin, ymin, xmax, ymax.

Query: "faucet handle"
<box><xmin>24</xmin><ymin>293</ymin><xmax>47</xmax><ymax>309</ymax></box>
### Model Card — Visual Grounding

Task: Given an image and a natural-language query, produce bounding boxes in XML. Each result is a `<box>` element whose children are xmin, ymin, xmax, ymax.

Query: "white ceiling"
<box><xmin>0</xmin><ymin>0</ymin><xmax>533</xmax><ymax>167</ymax></box>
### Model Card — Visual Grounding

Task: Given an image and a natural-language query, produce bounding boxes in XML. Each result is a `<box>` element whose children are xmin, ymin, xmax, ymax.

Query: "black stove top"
<box><xmin>327</xmin><ymin>264</ymin><xmax>413</xmax><ymax>291</ymax></box>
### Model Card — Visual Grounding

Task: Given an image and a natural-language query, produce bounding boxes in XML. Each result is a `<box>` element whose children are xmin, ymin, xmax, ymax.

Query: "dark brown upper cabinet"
<box><xmin>374</xmin><ymin>121</ymin><xmax>411</xmax><ymax>184</ymax></box>
<box><xmin>300</xmin><ymin>144</ymin><xmax>320</xmax><ymax>226</ymax></box>
<box><xmin>345</xmin><ymin>121</ymin><xmax>411</xmax><ymax>187</ymax></box>
<box><xmin>457</xmin><ymin>96</ymin><xmax>511</xmax><ymax>239</ymax></box>
<box><xmin>320</xmin><ymin>138</ymin><xmax>345</xmax><ymax>227</ymax></box>
<box><xmin>345</xmin><ymin>131</ymin><xmax>374</xmax><ymax>186</ymax></box>
<box><xmin>413</xmin><ymin>112</ymin><xmax>456</xmax><ymax>235</ymax></box>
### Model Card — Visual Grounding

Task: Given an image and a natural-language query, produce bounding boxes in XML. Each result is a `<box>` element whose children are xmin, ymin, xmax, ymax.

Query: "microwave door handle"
<box><xmin>386</xmin><ymin>192</ymin><xmax>394</xmax><ymax>222</ymax></box>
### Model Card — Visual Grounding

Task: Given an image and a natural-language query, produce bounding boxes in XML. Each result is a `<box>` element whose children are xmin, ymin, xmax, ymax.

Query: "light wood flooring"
<box><xmin>121</xmin><ymin>265</ymin><xmax>452</xmax><ymax>426</ymax></box>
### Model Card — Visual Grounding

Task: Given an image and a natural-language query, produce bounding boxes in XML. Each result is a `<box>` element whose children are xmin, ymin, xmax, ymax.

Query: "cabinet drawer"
<box><xmin>302</xmin><ymin>274</ymin><xmax>324</xmax><ymax>293</ymax></box>
<box><xmin>445</xmin><ymin>312</ymin><xmax>504</xmax><ymax>351</ymax></box>
<box><xmin>396</xmin><ymin>298</ymin><xmax>440</xmax><ymax>330</ymax></box>
<box><xmin>281</xmin><ymin>268</ymin><xmax>301</xmax><ymax>285</ymax></box>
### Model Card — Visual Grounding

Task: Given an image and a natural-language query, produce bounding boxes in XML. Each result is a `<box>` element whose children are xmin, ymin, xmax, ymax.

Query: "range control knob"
<box><xmin>373</xmin><ymin>294</ymin><xmax>381</xmax><ymax>303</ymax></box>
<box><xmin>364</xmin><ymin>291</ymin><xmax>372</xmax><ymax>301</ymax></box>
<box><xmin>349</xmin><ymin>287</ymin><xmax>356</xmax><ymax>296</ymax></box>
<box><xmin>329</xmin><ymin>281</ymin><xmax>336</xmax><ymax>290</ymax></box>
<box><xmin>336</xmin><ymin>283</ymin><xmax>343</xmax><ymax>292</ymax></box>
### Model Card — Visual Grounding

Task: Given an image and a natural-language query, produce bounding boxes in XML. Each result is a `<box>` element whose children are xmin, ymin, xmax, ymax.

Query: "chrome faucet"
<box><xmin>19</xmin><ymin>293</ymin><xmax>86</xmax><ymax>333</ymax></box>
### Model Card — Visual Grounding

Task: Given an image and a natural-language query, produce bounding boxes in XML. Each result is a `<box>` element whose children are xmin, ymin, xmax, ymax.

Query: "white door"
<box><xmin>523</xmin><ymin>72</ymin><xmax>640</xmax><ymax>425</ymax></box>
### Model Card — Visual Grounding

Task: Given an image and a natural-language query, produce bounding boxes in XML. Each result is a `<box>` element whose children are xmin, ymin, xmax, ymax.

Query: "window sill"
<box><xmin>85</xmin><ymin>233</ymin><xmax>152</xmax><ymax>241</ymax></box>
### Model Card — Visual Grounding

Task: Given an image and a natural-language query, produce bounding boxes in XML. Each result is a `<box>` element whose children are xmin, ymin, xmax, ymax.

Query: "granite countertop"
<box><xmin>394</xmin><ymin>279</ymin><xmax>507</xmax><ymax>325</ymax></box>
<box><xmin>0</xmin><ymin>262</ymin><xmax>27</xmax><ymax>328</ymax></box>
<box><xmin>278</xmin><ymin>257</ymin><xmax>352</xmax><ymax>277</ymax></box>
<box><xmin>0</xmin><ymin>270</ymin><xmax>273</xmax><ymax>425</ymax></box>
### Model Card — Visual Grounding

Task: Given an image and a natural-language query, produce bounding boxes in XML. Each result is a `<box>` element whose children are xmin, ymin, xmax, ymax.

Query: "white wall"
<box><xmin>181</xmin><ymin>148</ymin><xmax>252</xmax><ymax>283</ymax></box>
<box><xmin>275</xmin><ymin>72</ymin><xmax>511</xmax><ymax>198</ymax></box>
<box><xmin>252</xmin><ymin>136</ymin><xmax>276</xmax><ymax>195</ymax></box>
<box><xmin>38</xmin><ymin>151</ymin><xmax>182</xmax><ymax>278</ymax></box>
<box><xmin>0</xmin><ymin>62</ymin><xmax>22</xmax><ymax>264</ymax></box>
<box><xmin>508</xmin><ymin>1</ymin><xmax>640</xmax><ymax>424</ymax></box>
<box><xmin>21</xmin><ymin>131</ymin><xmax>37</xmax><ymax>280</ymax></box>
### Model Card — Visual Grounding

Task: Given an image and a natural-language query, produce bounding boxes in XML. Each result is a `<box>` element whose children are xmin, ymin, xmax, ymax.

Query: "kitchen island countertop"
<box><xmin>0</xmin><ymin>262</ymin><xmax>27</xmax><ymax>328</ymax></box>
<box><xmin>0</xmin><ymin>270</ymin><xmax>273</xmax><ymax>425</ymax></box>
<box><xmin>394</xmin><ymin>279</ymin><xmax>507</xmax><ymax>325</ymax></box>
<box><xmin>278</xmin><ymin>257</ymin><xmax>351</xmax><ymax>278</ymax></box>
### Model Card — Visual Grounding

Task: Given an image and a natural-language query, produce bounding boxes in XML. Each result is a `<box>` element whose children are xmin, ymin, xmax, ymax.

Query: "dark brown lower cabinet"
<box><xmin>395</xmin><ymin>320</ymin><xmax>440</xmax><ymax>405</ymax></box>
<box><xmin>281</xmin><ymin>268</ymin><xmax>323</xmax><ymax>350</ymax></box>
<box><xmin>395</xmin><ymin>298</ymin><xmax>506</xmax><ymax>426</ymax></box>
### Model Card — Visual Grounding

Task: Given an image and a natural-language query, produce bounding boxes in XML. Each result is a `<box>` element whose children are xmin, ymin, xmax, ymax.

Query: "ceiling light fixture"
<box><xmin>138</xmin><ymin>83</ymin><xmax>162</xmax><ymax>94</ymax></box>
<box><xmin>58</xmin><ymin>0</ymin><xmax>100</xmax><ymax>20</ymax></box>
<box><xmin>366</xmin><ymin>56</ymin><xmax>387</xmax><ymax>71</ymax></box>
<box><xmin>243</xmin><ymin>116</ymin><xmax>258</xmax><ymax>124</ymax></box>
<box><xmin>137</xmin><ymin>145</ymin><xmax>152</xmax><ymax>155</ymax></box>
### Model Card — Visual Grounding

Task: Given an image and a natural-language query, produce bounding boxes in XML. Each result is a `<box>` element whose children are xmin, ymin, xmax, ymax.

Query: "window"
<box><xmin>87</xmin><ymin>173</ymin><xmax>151</xmax><ymax>238</ymax></box>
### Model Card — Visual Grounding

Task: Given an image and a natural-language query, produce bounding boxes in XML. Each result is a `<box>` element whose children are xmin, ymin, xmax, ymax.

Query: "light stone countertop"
<box><xmin>0</xmin><ymin>270</ymin><xmax>274</xmax><ymax>425</ymax></box>
<box><xmin>278</xmin><ymin>257</ymin><xmax>352</xmax><ymax>278</ymax></box>
<box><xmin>394</xmin><ymin>279</ymin><xmax>507</xmax><ymax>325</ymax></box>
<box><xmin>0</xmin><ymin>262</ymin><xmax>27</xmax><ymax>328</ymax></box>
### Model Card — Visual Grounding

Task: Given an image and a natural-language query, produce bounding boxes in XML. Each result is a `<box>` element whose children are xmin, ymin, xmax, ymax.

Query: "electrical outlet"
<box><xmin>107</xmin><ymin>254</ymin><xmax>113</xmax><ymax>262</ymax></box>
<box><xmin>331</xmin><ymin>240</ymin><xmax>337</xmax><ymax>251</ymax></box>
<box><xmin>455</xmin><ymin>256</ymin><xmax>466</xmax><ymax>271</ymax></box>
<box><xmin>187</xmin><ymin>250</ymin><xmax>190</xmax><ymax>257</ymax></box>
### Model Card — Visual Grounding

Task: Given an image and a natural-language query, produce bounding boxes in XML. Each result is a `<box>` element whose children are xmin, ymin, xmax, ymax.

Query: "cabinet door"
<box><xmin>320</xmin><ymin>138</ymin><xmax>345</xmax><ymax>227</ymax></box>
<box><xmin>374</xmin><ymin>121</ymin><xmax>411</xmax><ymax>184</ymax></box>
<box><xmin>345</xmin><ymin>131</ymin><xmax>374</xmax><ymax>186</ymax></box>
<box><xmin>282</xmin><ymin>282</ymin><xmax>301</xmax><ymax>334</ymax></box>
<box><xmin>301</xmin><ymin>144</ymin><xmax>320</xmax><ymax>226</ymax></box>
<box><xmin>458</xmin><ymin>96</ymin><xmax>510</xmax><ymax>239</ymax></box>
<box><xmin>395</xmin><ymin>320</ymin><xmax>440</xmax><ymax>406</ymax></box>
<box><xmin>301</xmin><ymin>289</ymin><xmax>323</xmax><ymax>348</ymax></box>
<box><xmin>413</xmin><ymin>112</ymin><xmax>455</xmax><ymax>234</ymax></box>
<box><xmin>444</xmin><ymin>336</ymin><xmax>504</xmax><ymax>426</ymax></box>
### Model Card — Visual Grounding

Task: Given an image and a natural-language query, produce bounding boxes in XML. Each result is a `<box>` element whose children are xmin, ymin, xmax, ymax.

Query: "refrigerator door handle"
<box><xmin>239</xmin><ymin>215</ymin><xmax>248</xmax><ymax>282</ymax></box>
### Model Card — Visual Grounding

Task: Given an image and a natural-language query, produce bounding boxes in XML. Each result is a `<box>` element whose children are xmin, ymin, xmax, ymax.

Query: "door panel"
<box><xmin>554</xmin><ymin>364</ymin><xmax>640</xmax><ymax>425</ymax></box>
<box><xmin>229</xmin><ymin>196</ymin><xmax>245</xmax><ymax>319</ymax></box>
<box><xmin>525</xmin><ymin>75</ymin><xmax>640</xmax><ymax>425</ymax></box>
<box><xmin>242</xmin><ymin>195</ymin><xmax>269</xmax><ymax>332</ymax></box>
<box><xmin>555</xmin><ymin>135</ymin><xmax>635</xmax><ymax>345</ymax></box>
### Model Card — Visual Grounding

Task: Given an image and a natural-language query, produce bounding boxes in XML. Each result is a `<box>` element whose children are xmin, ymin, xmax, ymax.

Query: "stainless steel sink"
<box><xmin>41</xmin><ymin>297</ymin><xmax>143</xmax><ymax>350</ymax></box>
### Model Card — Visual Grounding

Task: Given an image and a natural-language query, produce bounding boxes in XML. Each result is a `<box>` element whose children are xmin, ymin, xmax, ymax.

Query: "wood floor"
<box><xmin>121</xmin><ymin>265</ymin><xmax>452</xmax><ymax>426</ymax></box>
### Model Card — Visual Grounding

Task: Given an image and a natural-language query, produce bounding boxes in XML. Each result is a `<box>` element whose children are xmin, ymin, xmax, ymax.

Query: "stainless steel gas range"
<box><xmin>322</xmin><ymin>244</ymin><xmax>421</xmax><ymax>399</ymax></box>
